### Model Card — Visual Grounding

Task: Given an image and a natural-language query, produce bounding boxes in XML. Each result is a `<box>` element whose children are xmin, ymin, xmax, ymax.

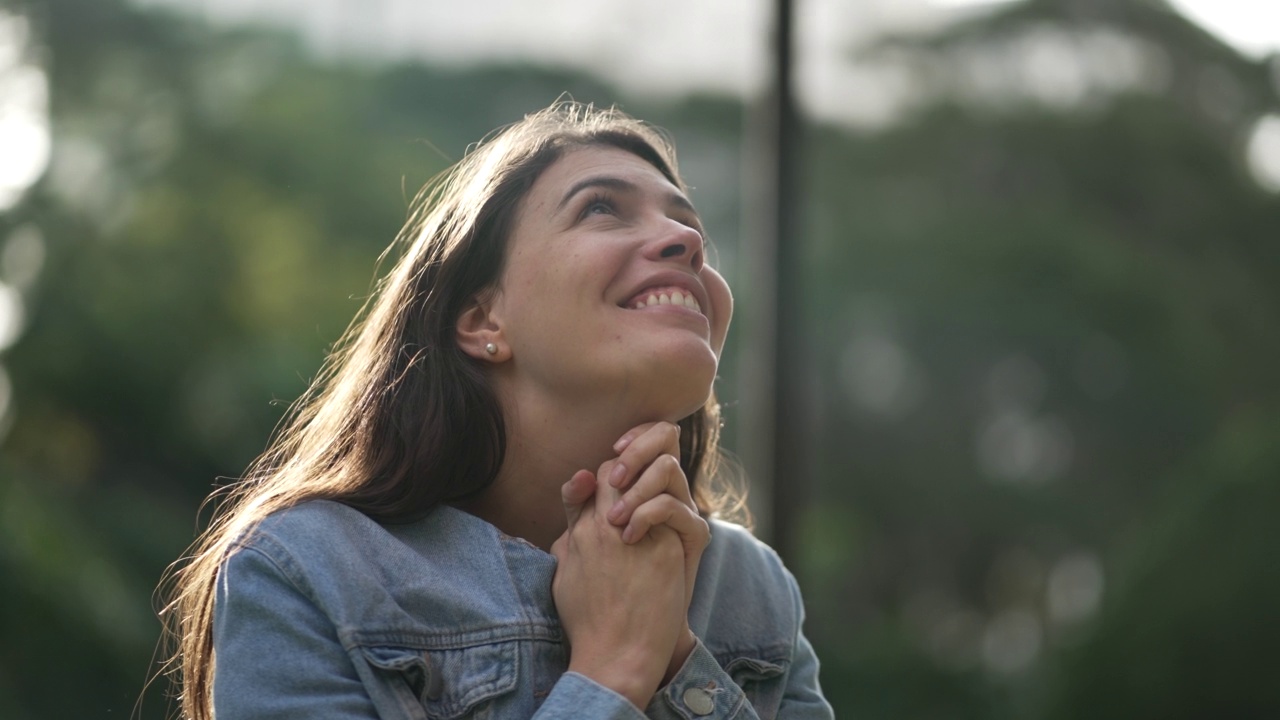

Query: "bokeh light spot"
<box><xmin>1046</xmin><ymin>552</ymin><xmax>1105</xmax><ymax>626</ymax></box>
<box><xmin>0</xmin><ymin>10</ymin><xmax>50</xmax><ymax>211</ymax></box>
<box><xmin>981</xmin><ymin>608</ymin><xmax>1042</xmax><ymax>675</ymax></box>
<box><xmin>1245</xmin><ymin>114</ymin><xmax>1280</xmax><ymax>193</ymax></box>
<box><xmin>2</xmin><ymin>223</ymin><xmax>45</xmax><ymax>291</ymax></box>
<box><xmin>0</xmin><ymin>281</ymin><xmax>24</xmax><ymax>351</ymax></box>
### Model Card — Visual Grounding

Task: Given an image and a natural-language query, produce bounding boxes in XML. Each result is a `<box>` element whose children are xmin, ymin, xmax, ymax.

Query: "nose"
<box><xmin>647</xmin><ymin>217</ymin><xmax>705</xmax><ymax>271</ymax></box>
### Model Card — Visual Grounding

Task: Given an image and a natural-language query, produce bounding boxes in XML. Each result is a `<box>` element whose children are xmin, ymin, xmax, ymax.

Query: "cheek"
<box><xmin>703</xmin><ymin>266</ymin><xmax>734</xmax><ymax>356</ymax></box>
<box><xmin>501</xmin><ymin>257</ymin><xmax>557</xmax><ymax>308</ymax></box>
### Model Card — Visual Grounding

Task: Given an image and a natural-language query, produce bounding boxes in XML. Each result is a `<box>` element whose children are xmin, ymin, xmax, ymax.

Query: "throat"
<box><xmin>459</xmin><ymin>485</ymin><xmax>566</xmax><ymax>553</ymax></box>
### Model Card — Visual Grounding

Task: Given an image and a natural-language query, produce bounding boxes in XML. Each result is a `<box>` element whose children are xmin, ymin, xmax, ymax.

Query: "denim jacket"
<box><xmin>213</xmin><ymin>500</ymin><xmax>833</xmax><ymax>719</ymax></box>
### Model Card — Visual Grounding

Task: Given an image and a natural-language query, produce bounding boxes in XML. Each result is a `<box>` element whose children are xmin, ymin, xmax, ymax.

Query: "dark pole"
<box><xmin>741</xmin><ymin>0</ymin><xmax>802</xmax><ymax>566</ymax></box>
<box><xmin>768</xmin><ymin>0</ymin><xmax>803</xmax><ymax>568</ymax></box>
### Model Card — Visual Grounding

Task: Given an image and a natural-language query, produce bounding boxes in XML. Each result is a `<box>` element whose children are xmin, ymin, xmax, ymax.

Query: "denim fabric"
<box><xmin>213</xmin><ymin>500</ymin><xmax>833</xmax><ymax>719</ymax></box>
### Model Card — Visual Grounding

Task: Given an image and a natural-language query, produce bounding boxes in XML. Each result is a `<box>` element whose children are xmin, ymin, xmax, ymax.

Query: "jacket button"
<box><xmin>682</xmin><ymin>687</ymin><xmax>715</xmax><ymax>716</ymax></box>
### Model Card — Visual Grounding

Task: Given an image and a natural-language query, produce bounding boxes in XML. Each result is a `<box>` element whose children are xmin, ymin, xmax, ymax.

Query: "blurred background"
<box><xmin>3</xmin><ymin>0</ymin><xmax>1280</xmax><ymax>717</ymax></box>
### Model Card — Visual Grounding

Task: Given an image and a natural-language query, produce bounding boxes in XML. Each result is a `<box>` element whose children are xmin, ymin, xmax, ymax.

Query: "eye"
<box><xmin>581</xmin><ymin>192</ymin><xmax>616</xmax><ymax>217</ymax></box>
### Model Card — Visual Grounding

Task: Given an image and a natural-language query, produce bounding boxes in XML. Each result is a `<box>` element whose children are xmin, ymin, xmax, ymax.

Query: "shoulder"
<box><xmin>220</xmin><ymin>500</ymin><xmax>394</xmax><ymax>600</ymax></box>
<box><xmin>223</xmin><ymin>501</ymin><xmax>381</xmax><ymax>575</ymax></box>
<box><xmin>225</xmin><ymin>499</ymin><xmax>493</xmax><ymax>584</ymax></box>
<box><xmin>702</xmin><ymin>517</ymin><xmax>799</xmax><ymax>596</ymax></box>
<box><xmin>690</xmin><ymin>518</ymin><xmax>805</xmax><ymax>654</ymax></box>
<box><xmin>688</xmin><ymin>519</ymin><xmax>813</xmax><ymax>679</ymax></box>
<box><xmin>240</xmin><ymin>499</ymin><xmax>378</xmax><ymax>550</ymax></box>
<box><xmin>219</xmin><ymin>500</ymin><xmax>538</xmax><ymax>637</ymax></box>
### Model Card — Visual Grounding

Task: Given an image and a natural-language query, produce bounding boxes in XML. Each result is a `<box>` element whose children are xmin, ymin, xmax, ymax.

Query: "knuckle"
<box><xmin>636</xmin><ymin>468</ymin><xmax>657</xmax><ymax>491</ymax></box>
<box><xmin>693</xmin><ymin>520</ymin><xmax>711</xmax><ymax>548</ymax></box>
<box><xmin>641</xmin><ymin>496</ymin><xmax>673</xmax><ymax>518</ymax></box>
<box><xmin>659</xmin><ymin>453</ymin><xmax>682</xmax><ymax>473</ymax></box>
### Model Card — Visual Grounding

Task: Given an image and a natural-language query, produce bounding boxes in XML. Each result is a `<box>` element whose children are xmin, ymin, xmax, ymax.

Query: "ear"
<box><xmin>456</xmin><ymin>295</ymin><xmax>509</xmax><ymax>362</ymax></box>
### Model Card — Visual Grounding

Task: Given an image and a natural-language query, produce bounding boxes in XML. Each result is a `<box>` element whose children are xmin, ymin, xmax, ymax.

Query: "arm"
<box><xmin>539</xmin><ymin>617</ymin><xmax>832</xmax><ymax>720</ymax></box>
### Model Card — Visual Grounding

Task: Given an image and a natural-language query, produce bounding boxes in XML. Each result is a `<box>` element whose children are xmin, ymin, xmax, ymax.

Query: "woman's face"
<box><xmin>486</xmin><ymin>145</ymin><xmax>733</xmax><ymax>421</ymax></box>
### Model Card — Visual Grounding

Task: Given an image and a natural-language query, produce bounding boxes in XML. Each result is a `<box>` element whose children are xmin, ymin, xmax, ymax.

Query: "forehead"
<box><xmin>523</xmin><ymin>145</ymin><xmax>688</xmax><ymax>211</ymax></box>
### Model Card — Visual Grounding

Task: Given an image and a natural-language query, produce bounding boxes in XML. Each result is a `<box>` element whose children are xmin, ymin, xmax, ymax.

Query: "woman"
<box><xmin>163</xmin><ymin>102</ymin><xmax>832</xmax><ymax>719</ymax></box>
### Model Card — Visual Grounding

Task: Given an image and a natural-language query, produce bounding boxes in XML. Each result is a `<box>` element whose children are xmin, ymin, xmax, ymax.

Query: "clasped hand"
<box><xmin>550</xmin><ymin>421</ymin><xmax>711</xmax><ymax>708</ymax></box>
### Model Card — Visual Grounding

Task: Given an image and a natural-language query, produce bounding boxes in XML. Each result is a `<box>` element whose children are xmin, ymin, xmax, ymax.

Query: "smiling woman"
<box><xmin>161</xmin><ymin>102</ymin><xmax>832</xmax><ymax>720</ymax></box>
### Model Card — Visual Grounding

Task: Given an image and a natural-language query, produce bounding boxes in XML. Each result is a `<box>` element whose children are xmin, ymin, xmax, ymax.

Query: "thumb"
<box><xmin>561</xmin><ymin>469</ymin><xmax>596</xmax><ymax>527</ymax></box>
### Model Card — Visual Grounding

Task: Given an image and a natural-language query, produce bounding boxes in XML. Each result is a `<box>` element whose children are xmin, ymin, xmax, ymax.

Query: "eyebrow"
<box><xmin>556</xmin><ymin>175</ymin><xmax>699</xmax><ymax>217</ymax></box>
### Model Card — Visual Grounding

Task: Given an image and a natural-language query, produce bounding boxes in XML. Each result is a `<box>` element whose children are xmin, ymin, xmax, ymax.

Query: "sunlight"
<box><xmin>933</xmin><ymin>0</ymin><xmax>1280</xmax><ymax>58</ymax></box>
<box><xmin>0</xmin><ymin>10</ymin><xmax>51</xmax><ymax>212</ymax></box>
<box><xmin>1168</xmin><ymin>0</ymin><xmax>1280</xmax><ymax>59</ymax></box>
<box><xmin>1246</xmin><ymin>114</ymin><xmax>1280</xmax><ymax>193</ymax></box>
<box><xmin>0</xmin><ymin>281</ymin><xmax>23</xmax><ymax>352</ymax></box>
<box><xmin>929</xmin><ymin>0</ymin><xmax>1019</xmax><ymax>7</ymax></box>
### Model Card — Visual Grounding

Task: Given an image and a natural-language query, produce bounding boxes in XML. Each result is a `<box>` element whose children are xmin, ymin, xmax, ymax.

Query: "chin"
<box><xmin>674</xmin><ymin>393</ymin><xmax>713</xmax><ymax>422</ymax></box>
<box><xmin>652</xmin><ymin>356</ymin><xmax>719</xmax><ymax>420</ymax></box>
<box><xmin>614</xmin><ymin>335</ymin><xmax>719</xmax><ymax>416</ymax></box>
<box><xmin>642</xmin><ymin>390</ymin><xmax>713</xmax><ymax>426</ymax></box>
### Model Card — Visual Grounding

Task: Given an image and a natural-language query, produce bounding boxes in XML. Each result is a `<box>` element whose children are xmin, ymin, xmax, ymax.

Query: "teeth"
<box><xmin>629</xmin><ymin>289</ymin><xmax>702</xmax><ymax>313</ymax></box>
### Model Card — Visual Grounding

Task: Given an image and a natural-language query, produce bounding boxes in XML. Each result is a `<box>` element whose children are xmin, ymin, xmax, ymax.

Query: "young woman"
<box><xmin>163</xmin><ymin>102</ymin><xmax>832</xmax><ymax>719</ymax></box>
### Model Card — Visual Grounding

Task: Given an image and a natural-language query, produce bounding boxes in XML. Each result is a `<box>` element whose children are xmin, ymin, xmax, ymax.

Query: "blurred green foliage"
<box><xmin>1</xmin><ymin>0</ymin><xmax>1278</xmax><ymax>718</ymax></box>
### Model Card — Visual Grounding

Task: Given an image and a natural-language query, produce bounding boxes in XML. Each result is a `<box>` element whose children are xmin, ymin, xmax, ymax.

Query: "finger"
<box><xmin>611</xmin><ymin>421</ymin><xmax>660</xmax><ymax>454</ymax></box>
<box><xmin>622</xmin><ymin>495</ymin><xmax>710</xmax><ymax>553</ymax></box>
<box><xmin>608</xmin><ymin>421</ymin><xmax>681</xmax><ymax>490</ymax></box>
<box><xmin>608</xmin><ymin>453</ymin><xmax>692</xmax><ymax>526</ymax></box>
<box><xmin>561</xmin><ymin>469</ymin><xmax>596</xmax><ymax>528</ymax></box>
<box><xmin>592</xmin><ymin>461</ymin><xmax>624</xmax><ymax>517</ymax></box>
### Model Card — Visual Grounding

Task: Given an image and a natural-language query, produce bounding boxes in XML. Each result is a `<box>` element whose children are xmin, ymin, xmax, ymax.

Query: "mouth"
<box><xmin>622</xmin><ymin>285</ymin><xmax>703</xmax><ymax>315</ymax></box>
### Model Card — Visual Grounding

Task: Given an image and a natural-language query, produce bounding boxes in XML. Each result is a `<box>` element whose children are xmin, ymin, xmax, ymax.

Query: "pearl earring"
<box><xmin>485</xmin><ymin>342</ymin><xmax>498</xmax><ymax>356</ymax></box>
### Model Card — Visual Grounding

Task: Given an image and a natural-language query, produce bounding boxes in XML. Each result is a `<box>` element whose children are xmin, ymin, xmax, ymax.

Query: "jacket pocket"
<box><xmin>725</xmin><ymin>654</ymin><xmax>789</xmax><ymax>719</ymax></box>
<box><xmin>361</xmin><ymin>642</ymin><xmax>519</xmax><ymax>720</ymax></box>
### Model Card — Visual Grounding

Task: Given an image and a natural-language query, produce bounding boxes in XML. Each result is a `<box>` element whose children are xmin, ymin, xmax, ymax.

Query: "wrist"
<box><xmin>662</xmin><ymin>629</ymin><xmax>698</xmax><ymax>686</ymax></box>
<box><xmin>568</xmin><ymin>652</ymin><xmax>662</xmax><ymax>708</ymax></box>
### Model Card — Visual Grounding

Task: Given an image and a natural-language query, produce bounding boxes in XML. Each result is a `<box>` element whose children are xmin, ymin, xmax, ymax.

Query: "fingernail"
<box><xmin>622</xmin><ymin>526</ymin><xmax>634</xmax><ymax>543</ymax></box>
<box><xmin>613</xmin><ymin>433</ymin><xmax>634</xmax><ymax>452</ymax></box>
<box><xmin>609</xmin><ymin>462</ymin><xmax>627</xmax><ymax>487</ymax></box>
<box><xmin>609</xmin><ymin>500</ymin><xmax>625</xmax><ymax>522</ymax></box>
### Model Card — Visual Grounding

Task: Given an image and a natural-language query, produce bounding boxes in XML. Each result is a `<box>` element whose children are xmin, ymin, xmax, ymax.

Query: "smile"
<box><xmin>627</xmin><ymin>287</ymin><xmax>702</xmax><ymax>314</ymax></box>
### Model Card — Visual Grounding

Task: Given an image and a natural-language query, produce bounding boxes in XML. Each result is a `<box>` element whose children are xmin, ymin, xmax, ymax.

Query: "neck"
<box><xmin>461</xmin><ymin>387</ymin><xmax>652</xmax><ymax>552</ymax></box>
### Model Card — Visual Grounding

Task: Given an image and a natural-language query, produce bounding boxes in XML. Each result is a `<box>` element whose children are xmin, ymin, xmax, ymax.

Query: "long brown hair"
<box><xmin>158</xmin><ymin>102</ymin><xmax>728</xmax><ymax>720</ymax></box>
